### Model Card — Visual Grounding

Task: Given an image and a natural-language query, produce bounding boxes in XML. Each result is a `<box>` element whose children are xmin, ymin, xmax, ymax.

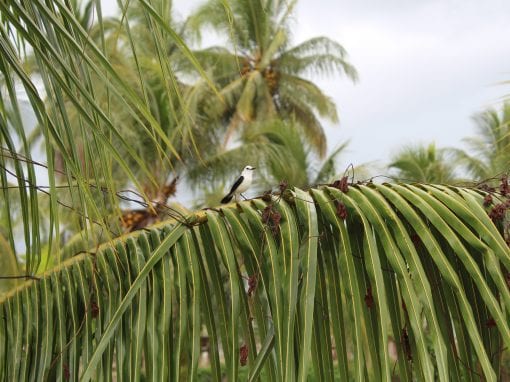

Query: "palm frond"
<box><xmin>458</xmin><ymin>103</ymin><xmax>510</xmax><ymax>180</ymax></box>
<box><xmin>0</xmin><ymin>184</ymin><xmax>509</xmax><ymax>381</ymax></box>
<box><xmin>0</xmin><ymin>0</ymin><xmax>215</xmax><ymax>269</ymax></box>
<box><xmin>191</xmin><ymin>47</ymin><xmax>242</xmax><ymax>80</ymax></box>
<box><xmin>448</xmin><ymin>147</ymin><xmax>491</xmax><ymax>181</ymax></box>
<box><xmin>389</xmin><ymin>143</ymin><xmax>458</xmax><ymax>183</ymax></box>
<box><xmin>276</xmin><ymin>87</ymin><xmax>329</xmax><ymax>156</ymax></box>
<box><xmin>277</xmin><ymin>36</ymin><xmax>359</xmax><ymax>80</ymax></box>
<box><xmin>279</xmin><ymin>74</ymin><xmax>339</xmax><ymax>121</ymax></box>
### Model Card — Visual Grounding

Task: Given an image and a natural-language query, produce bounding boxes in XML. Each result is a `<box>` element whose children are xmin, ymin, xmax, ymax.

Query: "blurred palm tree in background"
<box><xmin>452</xmin><ymin>102</ymin><xmax>510</xmax><ymax>182</ymax></box>
<box><xmin>389</xmin><ymin>142</ymin><xmax>458</xmax><ymax>183</ymax></box>
<box><xmin>188</xmin><ymin>0</ymin><xmax>358</xmax><ymax>157</ymax></box>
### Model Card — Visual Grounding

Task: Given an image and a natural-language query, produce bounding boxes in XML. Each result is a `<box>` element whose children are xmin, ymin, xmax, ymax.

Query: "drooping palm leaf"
<box><xmin>0</xmin><ymin>0</ymin><xmax>217</xmax><ymax>268</ymax></box>
<box><xmin>0</xmin><ymin>183</ymin><xmax>508</xmax><ymax>381</ymax></box>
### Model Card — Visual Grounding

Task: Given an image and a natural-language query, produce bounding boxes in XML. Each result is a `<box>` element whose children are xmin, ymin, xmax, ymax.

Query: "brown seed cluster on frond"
<box><xmin>500</xmin><ymin>175</ymin><xmax>509</xmax><ymax>196</ymax></box>
<box><xmin>262</xmin><ymin>204</ymin><xmax>282</xmax><ymax>236</ymax></box>
<box><xmin>239</xmin><ymin>344</ymin><xmax>249</xmax><ymax>366</ymax></box>
<box><xmin>331</xmin><ymin>176</ymin><xmax>349</xmax><ymax>193</ymax></box>
<box><xmin>477</xmin><ymin>176</ymin><xmax>510</xmax><ymax>242</ymax></box>
<box><xmin>247</xmin><ymin>274</ymin><xmax>258</xmax><ymax>297</ymax></box>
<box><xmin>334</xmin><ymin>200</ymin><xmax>347</xmax><ymax>220</ymax></box>
<box><xmin>489</xmin><ymin>202</ymin><xmax>509</xmax><ymax>222</ymax></box>
<box><xmin>89</xmin><ymin>299</ymin><xmax>100</xmax><ymax>319</ymax></box>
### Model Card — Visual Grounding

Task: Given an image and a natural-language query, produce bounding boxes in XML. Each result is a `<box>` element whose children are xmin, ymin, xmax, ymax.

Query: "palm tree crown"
<box><xmin>189</xmin><ymin>0</ymin><xmax>358</xmax><ymax>157</ymax></box>
<box><xmin>389</xmin><ymin>142</ymin><xmax>458</xmax><ymax>183</ymax></box>
<box><xmin>454</xmin><ymin>102</ymin><xmax>510</xmax><ymax>181</ymax></box>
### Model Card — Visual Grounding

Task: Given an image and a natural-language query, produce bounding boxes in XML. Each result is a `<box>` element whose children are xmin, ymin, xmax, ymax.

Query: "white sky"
<box><xmin>291</xmin><ymin>0</ymin><xmax>510</xmax><ymax>168</ymax></box>
<box><xmin>106</xmin><ymin>0</ymin><xmax>510</xmax><ymax>169</ymax></box>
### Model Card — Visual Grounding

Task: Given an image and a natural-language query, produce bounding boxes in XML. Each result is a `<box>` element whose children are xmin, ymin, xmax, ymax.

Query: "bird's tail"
<box><xmin>221</xmin><ymin>193</ymin><xmax>233</xmax><ymax>204</ymax></box>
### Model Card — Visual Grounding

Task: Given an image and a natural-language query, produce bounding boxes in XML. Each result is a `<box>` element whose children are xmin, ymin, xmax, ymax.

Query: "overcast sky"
<box><xmin>104</xmin><ymin>0</ymin><xmax>510</xmax><ymax>170</ymax></box>
<box><xmin>289</xmin><ymin>0</ymin><xmax>510</xmax><ymax>169</ymax></box>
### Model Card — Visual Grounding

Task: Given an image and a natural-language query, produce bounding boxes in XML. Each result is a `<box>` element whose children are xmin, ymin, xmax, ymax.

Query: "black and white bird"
<box><xmin>221</xmin><ymin>165</ymin><xmax>256</xmax><ymax>204</ymax></box>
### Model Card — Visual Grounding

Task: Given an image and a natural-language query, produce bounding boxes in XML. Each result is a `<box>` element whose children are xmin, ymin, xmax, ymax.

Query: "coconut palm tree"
<box><xmin>49</xmin><ymin>0</ymin><xmax>200</xmax><ymax>196</ymax></box>
<box><xmin>188</xmin><ymin>0</ymin><xmax>358</xmax><ymax>157</ymax></box>
<box><xmin>389</xmin><ymin>142</ymin><xmax>458</xmax><ymax>183</ymax></box>
<box><xmin>24</xmin><ymin>0</ymin><xmax>219</xmax><ymax>238</ymax></box>
<box><xmin>453</xmin><ymin>102</ymin><xmax>510</xmax><ymax>182</ymax></box>
<box><xmin>0</xmin><ymin>1</ymin><xmax>509</xmax><ymax>381</ymax></box>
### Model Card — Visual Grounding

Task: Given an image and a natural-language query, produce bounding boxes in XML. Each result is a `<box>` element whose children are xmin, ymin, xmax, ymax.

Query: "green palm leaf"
<box><xmin>0</xmin><ymin>184</ymin><xmax>508</xmax><ymax>381</ymax></box>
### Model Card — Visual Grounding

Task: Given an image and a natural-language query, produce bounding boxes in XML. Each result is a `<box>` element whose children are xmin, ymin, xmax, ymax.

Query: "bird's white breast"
<box><xmin>236</xmin><ymin>170</ymin><xmax>253</xmax><ymax>194</ymax></box>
